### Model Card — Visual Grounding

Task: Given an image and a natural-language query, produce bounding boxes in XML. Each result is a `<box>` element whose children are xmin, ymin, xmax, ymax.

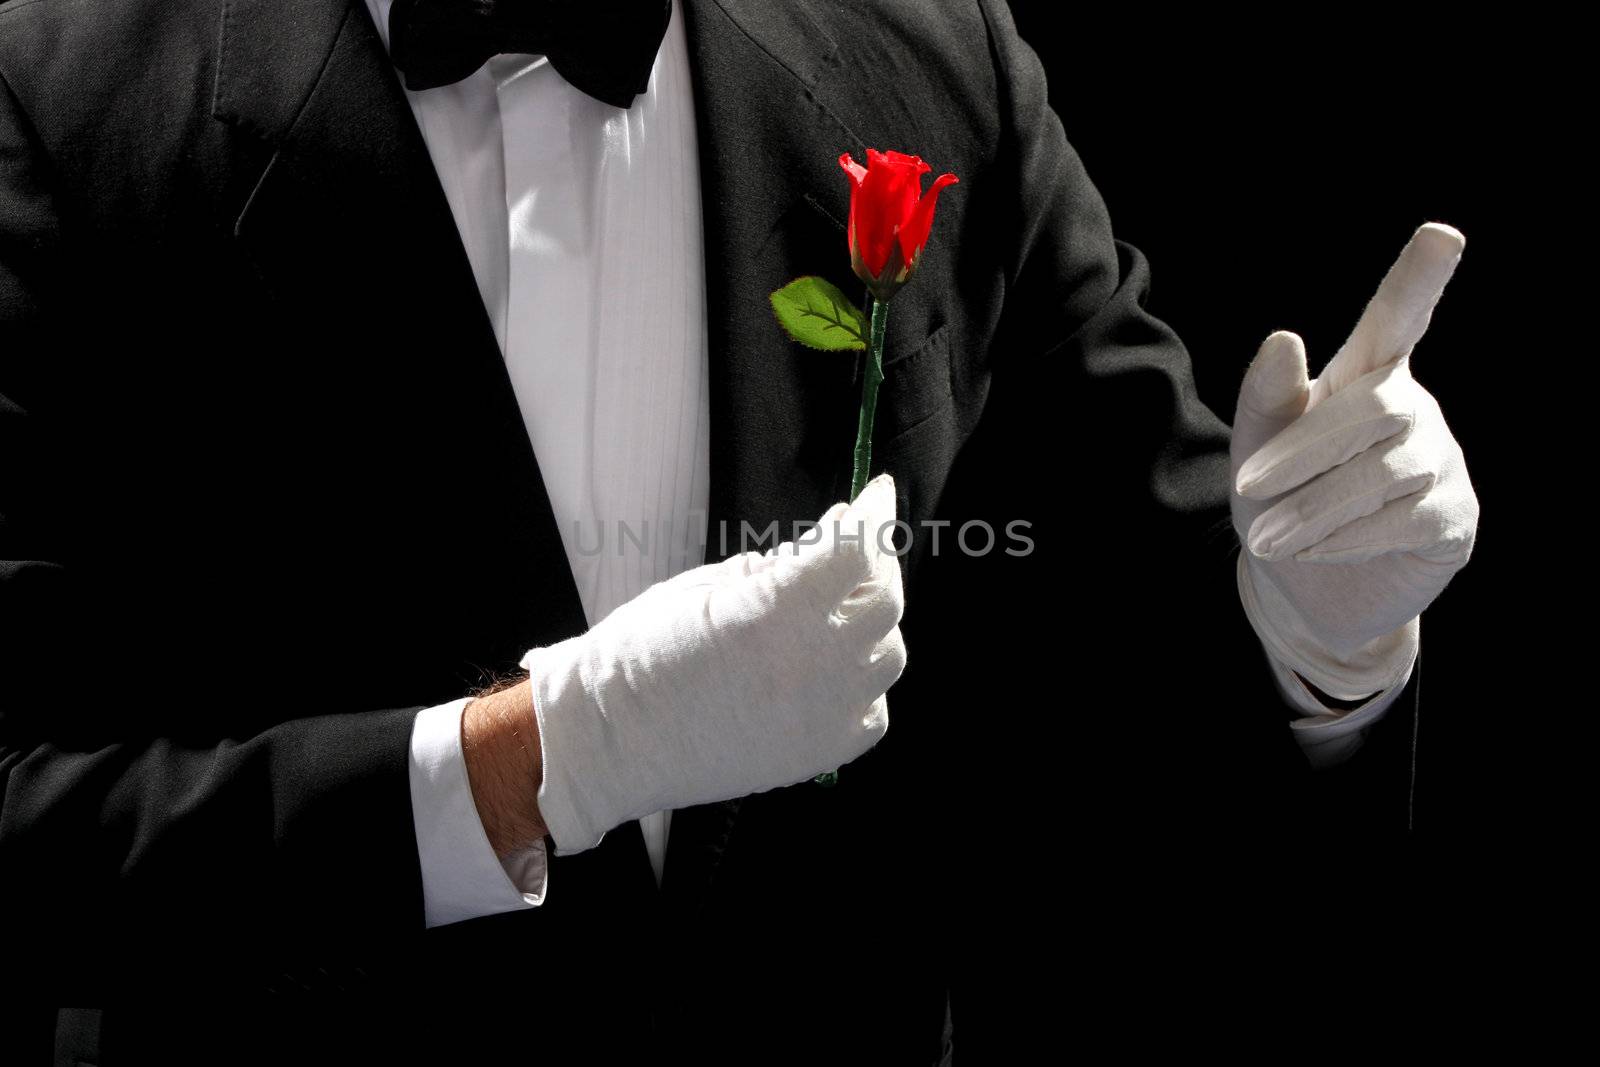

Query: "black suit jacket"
<box><xmin>0</xmin><ymin>0</ymin><xmax>1420</xmax><ymax>1061</ymax></box>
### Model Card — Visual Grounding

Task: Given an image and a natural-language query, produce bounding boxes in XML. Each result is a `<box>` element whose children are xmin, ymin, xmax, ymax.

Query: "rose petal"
<box><xmin>896</xmin><ymin>172</ymin><xmax>959</xmax><ymax>270</ymax></box>
<box><xmin>839</xmin><ymin>152</ymin><xmax>867</xmax><ymax>186</ymax></box>
<box><xmin>883</xmin><ymin>149</ymin><xmax>931</xmax><ymax>174</ymax></box>
<box><xmin>855</xmin><ymin>150</ymin><xmax>923</xmax><ymax>278</ymax></box>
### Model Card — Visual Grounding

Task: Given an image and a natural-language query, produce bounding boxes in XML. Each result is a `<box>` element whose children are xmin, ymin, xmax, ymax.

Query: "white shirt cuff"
<box><xmin>1264</xmin><ymin>652</ymin><xmax>1415</xmax><ymax>770</ymax></box>
<box><xmin>409</xmin><ymin>697</ymin><xmax>548</xmax><ymax>928</ymax></box>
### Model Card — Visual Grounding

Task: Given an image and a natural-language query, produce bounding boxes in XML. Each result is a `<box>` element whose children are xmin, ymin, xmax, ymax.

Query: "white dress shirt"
<box><xmin>376</xmin><ymin>0</ymin><xmax>1407</xmax><ymax>929</ymax></box>
<box><xmin>365</xmin><ymin>0</ymin><xmax>711</xmax><ymax>928</ymax></box>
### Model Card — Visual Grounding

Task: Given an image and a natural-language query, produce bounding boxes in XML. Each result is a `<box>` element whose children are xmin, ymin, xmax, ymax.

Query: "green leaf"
<box><xmin>769</xmin><ymin>276</ymin><xmax>868</xmax><ymax>351</ymax></box>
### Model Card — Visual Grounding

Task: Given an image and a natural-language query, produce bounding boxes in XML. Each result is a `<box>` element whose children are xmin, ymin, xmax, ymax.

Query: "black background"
<box><xmin>1005</xmin><ymin>2</ymin><xmax>1557</xmax><ymax>837</ymax></box>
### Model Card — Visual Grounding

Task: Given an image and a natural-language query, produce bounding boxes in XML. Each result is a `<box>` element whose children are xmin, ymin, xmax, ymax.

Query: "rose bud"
<box><xmin>839</xmin><ymin>149</ymin><xmax>959</xmax><ymax>303</ymax></box>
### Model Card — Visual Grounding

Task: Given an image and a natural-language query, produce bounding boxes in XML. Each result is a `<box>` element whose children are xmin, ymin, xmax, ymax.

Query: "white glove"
<box><xmin>520</xmin><ymin>474</ymin><xmax>906</xmax><ymax>854</ymax></box>
<box><xmin>1230</xmin><ymin>222</ymin><xmax>1479</xmax><ymax>705</ymax></box>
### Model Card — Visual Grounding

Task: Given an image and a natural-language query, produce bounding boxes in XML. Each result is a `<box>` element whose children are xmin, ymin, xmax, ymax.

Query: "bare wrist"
<box><xmin>461</xmin><ymin>676</ymin><xmax>548</xmax><ymax>857</ymax></box>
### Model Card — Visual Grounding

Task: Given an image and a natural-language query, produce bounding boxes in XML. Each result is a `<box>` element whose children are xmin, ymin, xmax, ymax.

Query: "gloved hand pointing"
<box><xmin>1230</xmin><ymin>222</ymin><xmax>1479</xmax><ymax>707</ymax></box>
<box><xmin>521</xmin><ymin>474</ymin><xmax>906</xmax><ymax>854</ymax></box>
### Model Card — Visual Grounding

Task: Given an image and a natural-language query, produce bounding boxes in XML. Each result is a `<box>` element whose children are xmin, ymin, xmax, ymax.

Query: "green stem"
<box><xmin>850</xmin><ymin>297</ymin><xmax>889</xmax><ymax>501</ymax></box>
<box><xmin>816</xmin><ymin>297</ymin><xmax>889</xmax><ymax>789</ymax></box>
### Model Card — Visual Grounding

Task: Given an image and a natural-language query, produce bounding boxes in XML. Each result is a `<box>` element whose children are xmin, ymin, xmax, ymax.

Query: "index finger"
<box><xmin>1313</xmin><ymin>222</ymin><xmax>1465</xmax><ymax>404</ymax></box>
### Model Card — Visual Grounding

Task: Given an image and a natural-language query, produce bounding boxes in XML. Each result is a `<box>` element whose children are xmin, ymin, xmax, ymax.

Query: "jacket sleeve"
<box><xmin>0</xmin><ymin>70</ymin><xmax>433</xmax><ymax>996</ymax></box>
<box><xmin>949</xmin><ymin>0</ymin><xmax>1420</xmax><ymax>835</ymax></box>
<box><xmin>938</xmin><ymin>8</ymin><xmax>1422</xmax><ymax>1052</ymax></box>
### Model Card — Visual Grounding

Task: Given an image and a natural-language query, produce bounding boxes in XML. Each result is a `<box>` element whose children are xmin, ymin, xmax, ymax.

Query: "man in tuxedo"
<box><xmin>0</xmin><ymin>0</ymin><xmax>1476</xmax><ymax>1061</ymax></box>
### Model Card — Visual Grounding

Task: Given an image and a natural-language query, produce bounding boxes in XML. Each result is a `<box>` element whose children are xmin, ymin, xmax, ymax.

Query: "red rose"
<box><xmin>839</xmin><ymin>149</ymin><xmax>959</xmax><ymax>301</ymax></box>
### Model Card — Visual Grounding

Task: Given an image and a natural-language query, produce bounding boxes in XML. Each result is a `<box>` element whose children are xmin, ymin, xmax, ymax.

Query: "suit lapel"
<box><xmin>211</xmin><ymin>0</ymin><xmax>590</xmax><ymax>662</ymax></box>
<box><xmin>660</xmin><ymin>0</ymin><xmax>871</xmax><ymax>913</ymax></box>
<box><xmin>686</xmin><ymin>0</ymin><xmax>865</xmax><ymax>542</ymax></box>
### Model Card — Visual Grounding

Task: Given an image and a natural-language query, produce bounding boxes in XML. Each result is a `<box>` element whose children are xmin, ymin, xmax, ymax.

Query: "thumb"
<box><xmin>790</xmin><ymin>474</ymin><xmax>898</xmax><ymax>603</ymax></box>
<box><xmin>1232</xmin><ymin>330</ymin><xmax>1310</xmax><ymax>480</ymax></box>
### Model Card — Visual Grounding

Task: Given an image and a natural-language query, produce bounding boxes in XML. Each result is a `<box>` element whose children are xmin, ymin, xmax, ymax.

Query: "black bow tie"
<box><xmin>388</xmin><ymin>0</ymin><xmax>673</xmax><ymax>107</ymax></box>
